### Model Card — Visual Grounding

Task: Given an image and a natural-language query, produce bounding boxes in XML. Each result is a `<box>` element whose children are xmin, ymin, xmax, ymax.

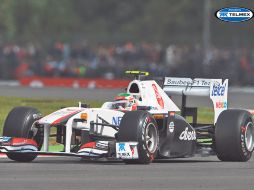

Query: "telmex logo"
<box><xmin>216</xmin><ymin>7</ymin><xmax>253</xmax><ymax>22</ymax></box>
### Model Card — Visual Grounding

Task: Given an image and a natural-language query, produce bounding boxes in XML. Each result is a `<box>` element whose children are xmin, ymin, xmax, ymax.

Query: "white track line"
<box><xmin>0</xmin><ymin>153</ymin><xmax>61</xmax><ymax>158</ymax></box>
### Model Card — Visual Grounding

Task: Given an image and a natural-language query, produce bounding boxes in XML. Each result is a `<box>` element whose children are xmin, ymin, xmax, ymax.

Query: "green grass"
<box><xmin>48</xmin><ymin>144</ymin><xmax>64</xmax><ymax>152</ymax></box>
<box><xmin>196</xmin><ymin>107</ymin><xmax>214</xmax><ymax>124</ymax></box>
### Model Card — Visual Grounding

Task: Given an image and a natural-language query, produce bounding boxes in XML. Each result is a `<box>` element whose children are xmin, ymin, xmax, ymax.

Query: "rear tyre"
<box><xmin>117</xmin><ymin>111</ymin><xmax>159</xmax><ymax>164</ymax></box>
<box><xmin>3</xmin><ymin>106</ymin><xmax>43</xmax><ymax>162</ymax></box>
<box><xmin>215</xmin><ymin>109</ymin><xmax>254</xmax><ymax>161</ymax></box>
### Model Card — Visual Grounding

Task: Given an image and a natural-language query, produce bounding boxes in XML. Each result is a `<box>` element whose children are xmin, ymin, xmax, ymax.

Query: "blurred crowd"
<box><xmin>0</xmin><ymin>41</ymin><xmax>254</xmax><ymax>85</ymax></box>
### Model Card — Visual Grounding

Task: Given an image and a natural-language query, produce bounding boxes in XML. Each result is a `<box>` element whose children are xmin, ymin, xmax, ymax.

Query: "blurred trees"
<box><xmin>0</xmin><ymin>0</ymin><xmax>253</xmax><ymax>46</ymax></box>
<box><xmin>0</xmin><ymin>0</ymin><xmax>79</xmax><ymax>44</ymax></box>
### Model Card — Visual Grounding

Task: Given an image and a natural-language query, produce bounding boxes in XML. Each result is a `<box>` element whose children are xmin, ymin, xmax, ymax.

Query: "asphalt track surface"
<box><xmin>1</xmin><ymin>86</ymin><xmax>254</xmax><ymax>190</ymax></box>
<box><xmin>0</xmin><ymin>156</ymin><xmax>254</xmax><ymax>190</ymax></box>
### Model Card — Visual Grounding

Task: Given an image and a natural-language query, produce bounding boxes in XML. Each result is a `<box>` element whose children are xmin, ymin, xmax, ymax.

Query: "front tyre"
<box><xmin>215</xmin><ymin>109</ymin><xmax>254</xmax><ymax>162</ymax></box>
<box><xmin>3</xmin><ymin>106</ymin><xmax>43</xmax><ymax>162</ymax></box>
<box><xmin>117</xmin><ymin>111</ymin><xmax>159</xmax><ymax>164</ymax></box>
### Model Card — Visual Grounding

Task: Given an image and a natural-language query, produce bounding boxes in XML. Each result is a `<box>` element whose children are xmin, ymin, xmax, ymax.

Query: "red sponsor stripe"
<box><xmin>11</xmin><ymin>138</ymin><xmax>38</xmax><ymax>147</ymax></box>
<box><xmin>52</xmin><ymin>110</ymin><xmax>81</xmax><ymax>125</ymax></box>
<box><xmin>80</xmin><ymin>142</ymin><xmax>96</xmax><ymax>149</ymax></box>
<box><xmin>152</xmin><ymin>83</ymin><xmax>164</xmax><ymax>109</ymax></box>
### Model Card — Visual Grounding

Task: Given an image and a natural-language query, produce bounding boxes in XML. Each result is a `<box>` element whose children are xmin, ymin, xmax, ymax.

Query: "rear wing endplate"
<box><xmin>163</xmin><ymin>77</ymin><xmax>228</xmax><ymax>124</ymax></box>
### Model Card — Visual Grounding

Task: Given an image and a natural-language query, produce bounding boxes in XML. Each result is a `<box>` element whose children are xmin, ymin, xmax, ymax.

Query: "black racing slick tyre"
<box><xmin>3</xmin><ymin>106</ymin><xmax>43</xmax><ymax>162</ymax></box>
<box><xmin>215</xmin><ymin>109</ymin><xmax>254</xmax><ymax>162</ymax></box>
<box><xmin>117</xmin><ymin>111</ymin><xmax>159</xmax><ymax>164</ymax></box>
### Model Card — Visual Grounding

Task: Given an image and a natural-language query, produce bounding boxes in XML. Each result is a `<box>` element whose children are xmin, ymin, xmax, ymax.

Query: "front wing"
<box><xmin>0</xmin><ymin>137</ymin><xmax>139</xmax><ymax>160</ymax></box>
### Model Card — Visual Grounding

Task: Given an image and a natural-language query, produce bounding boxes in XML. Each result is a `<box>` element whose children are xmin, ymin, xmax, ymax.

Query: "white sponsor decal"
<box><xmin>112</xmin><ymin>116</ymin><xmax>122</xmax><ymax>126</ymax></box>
<box><xmin>0</xmin><ymin>137</ymin><xmax>11</xmax><ymax>143</ymax></box>
<box><xmin>179</xmin><ymin>127</ymin><xmax>196</xmax><ymax>141</ymax></box>
<box><xmin>116</xmin><ymin>142</ymin><xmax>139</xmax><ymax>159</ymax></box>
<box><xmin>164</xmin><ymin>78</ymin><xmax>210</xmax><ymax>87</ymax></box>
<box><xmin>168</xmin><ymin>121</ymin><xmax>174</xmax><ymax>133</ymax></box>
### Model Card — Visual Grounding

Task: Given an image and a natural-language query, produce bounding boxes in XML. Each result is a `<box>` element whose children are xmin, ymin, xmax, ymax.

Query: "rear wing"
<box><xmin>163</xmin><ymin>77</ymin><xmax>228</xmax><ymax>124</ymax></box>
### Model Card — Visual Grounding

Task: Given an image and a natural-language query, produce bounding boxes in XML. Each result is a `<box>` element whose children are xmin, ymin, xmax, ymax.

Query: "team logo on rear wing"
<box><xmin>163</xmin><ymin>77</ymin><xmax>228</xmax><ymax>124</ymax></box>
<box><xmin>211</xmin><ymin>81</ymin><xmax>226</xmax><ymax>97</ymax></box>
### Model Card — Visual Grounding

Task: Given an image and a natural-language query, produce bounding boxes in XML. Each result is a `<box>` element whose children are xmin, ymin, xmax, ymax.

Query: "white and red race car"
<box><xmin>0</xmin><ymin>71</ymin><xmax>253</xmax><ymax>164</ymax></box>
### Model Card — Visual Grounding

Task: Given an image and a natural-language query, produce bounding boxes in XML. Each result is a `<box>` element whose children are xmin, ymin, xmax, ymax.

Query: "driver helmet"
<box><xmin>112</xmin><ymin>93</ymin><xmax>137</xmax><ymax>111</ymax></box>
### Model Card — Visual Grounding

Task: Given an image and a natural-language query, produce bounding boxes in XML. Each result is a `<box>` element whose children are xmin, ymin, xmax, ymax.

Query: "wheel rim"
<box><xmin>245</xmin><ymin>122</ymin><xmax>254</xmax><ymax>152</ymax></box>
<box><xmin>145</xmin><ymin>123</ymin><xmax>158</xmax><ymax>153</ymax></box>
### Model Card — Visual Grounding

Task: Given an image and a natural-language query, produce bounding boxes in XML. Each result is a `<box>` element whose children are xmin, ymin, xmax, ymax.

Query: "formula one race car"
<box><xmin>0</xmin><ymin>71</ymin><xmax>254</xmax><ymax>164</ymax></box>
